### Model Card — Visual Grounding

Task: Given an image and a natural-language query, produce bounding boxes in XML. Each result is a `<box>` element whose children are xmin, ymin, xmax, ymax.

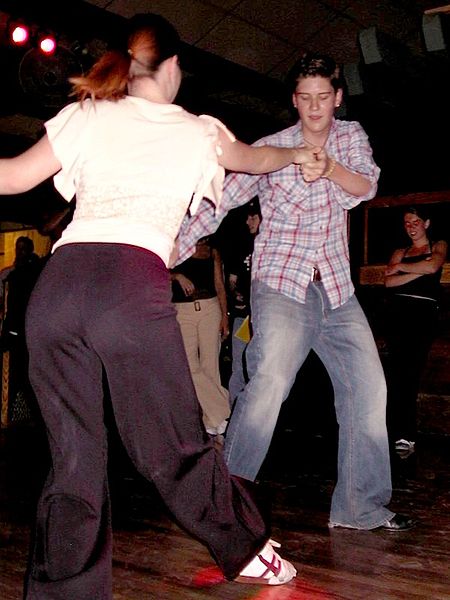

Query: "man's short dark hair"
<box><xmin>287</xmin><ymin>53</ymin><xmax>343</xmax><ymax>93</ymax></box>
<box><xmin>247</xmin><ymin>198</ymin><xmax>261</xmax><ymax>219</ymax></box>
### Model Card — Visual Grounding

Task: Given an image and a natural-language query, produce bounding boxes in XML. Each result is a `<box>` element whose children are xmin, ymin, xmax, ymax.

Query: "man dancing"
<box><xmin>178</xmin><ymin>53</ymin><xmax>414</xmax><ymax>531</ymax></box>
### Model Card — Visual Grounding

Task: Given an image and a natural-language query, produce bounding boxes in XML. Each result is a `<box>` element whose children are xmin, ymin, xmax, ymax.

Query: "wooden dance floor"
<box><xmin>1</xmin><ymin>420</ymin><xmax>449</xmax><ymax>600</ymax></box>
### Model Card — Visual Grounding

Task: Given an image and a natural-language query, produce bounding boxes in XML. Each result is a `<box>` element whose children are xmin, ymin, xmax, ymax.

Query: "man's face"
<box><xmin>292</xmin><ymin>76</ymin><xmax>342</xmax><ymax>139</ymax></box>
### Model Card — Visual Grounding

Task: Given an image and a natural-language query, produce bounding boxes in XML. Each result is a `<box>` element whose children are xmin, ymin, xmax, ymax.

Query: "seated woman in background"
<box><xmin>384</xmin><ymin>206</ymin><xmax>447</xmax><ymax>453</ymax></box>
<box><xmin>171</xmin><ymin>235</ymin><xmax>230</xmax><ymax>436</ymax></box>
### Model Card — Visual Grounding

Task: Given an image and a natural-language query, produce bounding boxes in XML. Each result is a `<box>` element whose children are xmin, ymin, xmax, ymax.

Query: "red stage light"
<box><xmin>39</xmin><ymin>36</ymin><xmax>57</xmax><ymax>55</ymax></box>
<box><xmin>11</xmin><ymin>25</ymin><xmax>29</xmax><ymax>45</ymax></box>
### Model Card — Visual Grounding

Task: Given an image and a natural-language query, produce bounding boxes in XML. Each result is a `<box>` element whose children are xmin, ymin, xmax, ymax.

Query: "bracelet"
<box><xmin>323</xmin><ymin>157</ymin><xmax>336</xmax><ymax>179</ymax></box>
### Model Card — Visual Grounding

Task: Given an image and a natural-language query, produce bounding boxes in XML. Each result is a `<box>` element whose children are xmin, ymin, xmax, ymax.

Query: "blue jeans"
<box><xmin>228</xmin><ymin>316</ymin><xmax>249</xmax><ymax>407</ymax></box>
<box><xmin>224</xmin><ymin>280</ymin><xmax>394</xmax><ymax>529</ymax></box>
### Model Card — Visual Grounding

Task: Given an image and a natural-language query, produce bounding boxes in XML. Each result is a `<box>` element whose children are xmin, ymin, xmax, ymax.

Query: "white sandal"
<box><xmin>235</xmin><ymin>540</ymin><xmax>297</xmax><ymax>585</ymax></box>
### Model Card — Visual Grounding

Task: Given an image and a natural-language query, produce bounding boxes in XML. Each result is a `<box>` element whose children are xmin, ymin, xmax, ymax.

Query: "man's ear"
<box><xmin>335</xmin><ymin>88</ymin><xmax>343</xmax><ymax>107</ymax></box>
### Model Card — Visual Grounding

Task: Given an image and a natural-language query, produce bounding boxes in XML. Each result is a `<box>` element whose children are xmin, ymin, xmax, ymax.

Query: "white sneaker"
<box><xmin>395</xmin><ymin>439</ymin><xmax>415</xmax><ymax>451</ymax></box>
<box><xmin>216</xmin><ymin>419</ymin><xmax>228</xmax><ymax>435</ymax></box>
<box><xmin>235</xmin><ymin>541</ymin><xmax>297</xmax><ymax>585</ymax></box>
<box><xmin>206</xmin><ymin>419</ymin><xmax>228</xmax><ymax>436</ymax></box>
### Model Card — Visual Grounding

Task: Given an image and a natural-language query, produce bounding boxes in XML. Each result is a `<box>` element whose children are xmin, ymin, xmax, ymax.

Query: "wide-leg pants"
<box><xmin>24</xmin><ymin>244</ymin><xmax>267</xmax><ymax>600</ymax></box>
<box><xmin>224</xmin><ymin>280</ymin><xmax>393</xmax><ymax>529</ymax></box>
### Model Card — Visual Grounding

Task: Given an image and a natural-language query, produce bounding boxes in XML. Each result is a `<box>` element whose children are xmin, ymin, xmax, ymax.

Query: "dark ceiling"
<box><xmin>0</xmin><ymin>0</ymin><xmax>450</xmax><ymax>226</ymax></box>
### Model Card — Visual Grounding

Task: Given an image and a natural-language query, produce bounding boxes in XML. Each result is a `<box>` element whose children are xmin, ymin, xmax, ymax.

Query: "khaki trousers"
<box><xmin>175</xmin><ymin>297</ymin><xmax>230</xmax><ymax>429</ymax></box>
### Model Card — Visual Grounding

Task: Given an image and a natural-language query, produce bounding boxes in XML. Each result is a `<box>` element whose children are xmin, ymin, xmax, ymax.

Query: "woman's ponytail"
<box><xmin>69</xmin><ymin>50</ymin><xmax>131</xmax><ymax>101</ymax></box>
<box><xmin>69</xmin><ymin>13</ymin><xmax>181</xmax><ymax>102</ymax></box>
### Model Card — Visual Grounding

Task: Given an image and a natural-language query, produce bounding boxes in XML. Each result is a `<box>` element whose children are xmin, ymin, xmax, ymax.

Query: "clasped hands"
<box><xmin>294</xmin><ymin>146</ymin><xmax>333</xmax><ymax>183</ymax></box>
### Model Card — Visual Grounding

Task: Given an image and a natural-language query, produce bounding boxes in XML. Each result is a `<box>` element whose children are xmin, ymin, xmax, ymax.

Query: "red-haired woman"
<box><xmin>0</xmin><ymin>13</ymin><xmax>319</xmax><ymax>600</ymax></box>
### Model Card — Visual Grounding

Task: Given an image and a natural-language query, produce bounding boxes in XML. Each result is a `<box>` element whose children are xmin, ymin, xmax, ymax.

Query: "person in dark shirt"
<box><xmin>384</xmin><ymin>206</ymin><xmax>447</xmax><ymax>453</ymax></box>
<box><xmin>1</xmin><ymin>237</ymin><xmax>43</xmax><ymax>422</ymax></box>
<box><xmin>228</xmin><ymin>200</ymin><xmax>261</xmax><ymax>406</ymax></box>
<box><xmin>1</xmin><ymin>237</ymin><xmax>42</xmax><ymax>348</ymax></box>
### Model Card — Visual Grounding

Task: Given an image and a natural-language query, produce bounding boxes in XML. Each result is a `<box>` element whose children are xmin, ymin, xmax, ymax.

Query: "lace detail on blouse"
<box><xmin>75</xmin><ymin>183</ymin><xmax>190</xmax><ymax>240</ymax></box>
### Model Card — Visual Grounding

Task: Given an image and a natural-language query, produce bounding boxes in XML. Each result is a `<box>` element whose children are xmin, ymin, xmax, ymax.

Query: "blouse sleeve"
<box><xmin>44</xmin><ymin>101</ymin><xmax>93</xmax><ymax>201</ymax></box>
<box><xmin>190</xmin><ymin>115</ymin><xmax>236</xmax><ymax>215</ymax></box>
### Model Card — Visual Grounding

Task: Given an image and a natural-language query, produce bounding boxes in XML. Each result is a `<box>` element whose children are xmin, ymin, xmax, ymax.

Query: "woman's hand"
<box><xmin>293</xmin><ymin>145</ymin><xmax>322</xmax><ymax>166</ymax></box>
<box><xmin>385</xmin><ymin>263</ymin><xmax>402</xmax><ymax>276</ymax></box>
<box><xmin>220</xmin><ymin>313</ymin><xmax>230</xmax><ymax>340</ymax></box>
<box><xmin>173</xmin><ymin>273</ymin><xmax>195</xmax><ymax>296</ymax></box>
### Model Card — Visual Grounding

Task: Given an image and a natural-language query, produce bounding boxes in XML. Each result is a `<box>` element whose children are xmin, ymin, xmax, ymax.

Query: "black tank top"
<box><xmin>172</xmin><ymin>255</ymin><xmax>216</xmax><ymax>303</ymax></box>
<box><xmin>392</xmin><ymin>242</ymin><xmax>442</xmax><ymax>301</ymax></box>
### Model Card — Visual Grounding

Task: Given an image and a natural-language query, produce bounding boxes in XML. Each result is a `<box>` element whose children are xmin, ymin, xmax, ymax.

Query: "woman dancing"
<box><xmin>0</xmin><ymin>13</ymin><xmax>319</xmax><ymax>599</ymax></box>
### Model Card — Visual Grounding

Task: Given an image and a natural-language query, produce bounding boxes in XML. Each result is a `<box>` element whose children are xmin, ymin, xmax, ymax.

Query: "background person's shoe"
<box><xmin>396</xmin><ymin>446</ymin><xmax>415</xmax><ymax>460</ymax></box>
<box><xmin>380</xmin><ymin>514</ymin><xmax>415</xmax><ymax>531</ymax></box>
<box><xmin>206</xmin><ymin>419</ymin><xmax>228</xmax><ymax>436</ymax></box>
<box><xmin>395</xmin><ymin>439</ymin><xmax>415</xmax><ymax>451</ymax></box>
<box><xmin>216</xmin><ymin>419</ymin><xmax>228</xmax><ymax>435</ymax></box>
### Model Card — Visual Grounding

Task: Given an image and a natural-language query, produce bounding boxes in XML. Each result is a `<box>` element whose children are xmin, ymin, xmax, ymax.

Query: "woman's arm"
<box><xmin>385</xmin><ymin>271</ymin><xmax>422</xmax><ymax>288</ymax></box>
<box><xmin>385</xmin><ymin>248</ymin><xmax>415</xmax><ymax>287</ymax></box>
<box><xmin>213</xmin><ymin>248</ymin><xmax>229</xmax><ymax>339</ymax></box>
<box><xmin>384</xmin><ymin>241</ymin><xmax>448</xmax><ymax>287</ymax></box>
<box><xmin>0</xmin><ymin>136</ymin><xmax>61</xmax><ymax>195</ymax></box>
<box><xmin>392</xmin><ymin>240</ymin><xmax>447</xmax><ymax>275</ymax></box>
<box><xmin>217</xmin><ymin>128</ymin><xmax>320</xmax><ymax>175</ymax></box>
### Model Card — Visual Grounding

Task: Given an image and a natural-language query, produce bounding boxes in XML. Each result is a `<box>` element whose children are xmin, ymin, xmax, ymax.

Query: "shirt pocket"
<box><xmin>267</xmin><ymin>169</ymin><xmax>311</xmax><ymax>222</ymax></box>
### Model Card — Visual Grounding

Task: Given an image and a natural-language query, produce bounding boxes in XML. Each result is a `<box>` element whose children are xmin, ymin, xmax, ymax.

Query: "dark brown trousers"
<box><xmin>24</xmin><ymin>244</ymin><xmax>267</xmax><ymax>600</ymax></box>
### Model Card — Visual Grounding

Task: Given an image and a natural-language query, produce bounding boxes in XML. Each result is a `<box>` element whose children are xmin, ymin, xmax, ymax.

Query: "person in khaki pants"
<box><xmin>171</xmin><ymin>235</ymin><xmax>230</xmax><ymax>435</ymax></box>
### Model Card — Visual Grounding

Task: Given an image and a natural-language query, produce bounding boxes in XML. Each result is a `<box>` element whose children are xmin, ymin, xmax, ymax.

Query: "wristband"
<box><xmin>323</xmin><ymin>157</ymin><xmax>336</xmax><ymax>179</ymax></box>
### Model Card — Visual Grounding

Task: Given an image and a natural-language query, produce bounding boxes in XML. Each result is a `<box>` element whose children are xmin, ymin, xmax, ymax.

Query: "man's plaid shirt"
<box><xmin>177</xmin><ymin>118</ymin><xmax>380</xmax><ymax>309</ymax></box>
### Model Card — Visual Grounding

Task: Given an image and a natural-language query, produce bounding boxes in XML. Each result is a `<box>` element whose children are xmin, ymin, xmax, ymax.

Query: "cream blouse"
<box><xmin>45</xmin><ymin>96</ymin><xmax>235</xmax><ymax>266</ymax></box>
